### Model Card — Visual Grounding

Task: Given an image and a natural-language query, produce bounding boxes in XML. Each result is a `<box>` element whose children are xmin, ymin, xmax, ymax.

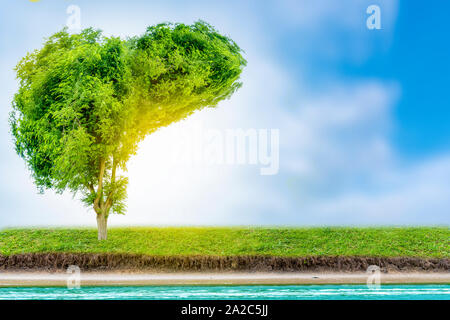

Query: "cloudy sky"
<box><xmin>0</xmin><ymin>0</ymin><xmax>449</xmax><ymax>227</ymax></box>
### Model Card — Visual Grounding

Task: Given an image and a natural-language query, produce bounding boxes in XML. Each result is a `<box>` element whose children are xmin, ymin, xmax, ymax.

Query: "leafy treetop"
<box><xmin>10</xmin><ymin>21</ymin><xmax>246</xmax><ymax>224</ymax></box>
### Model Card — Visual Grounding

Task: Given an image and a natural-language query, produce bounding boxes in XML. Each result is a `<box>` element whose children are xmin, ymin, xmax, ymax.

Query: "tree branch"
<box><xmin>105</xmin><ymin>156</ymin><xmax>117</xmax><ymax>212</ymax></box>
<box><xmin>93</xmin><ymin>158</ymin><xmax>106</xmax><ymax>213</ymax></box>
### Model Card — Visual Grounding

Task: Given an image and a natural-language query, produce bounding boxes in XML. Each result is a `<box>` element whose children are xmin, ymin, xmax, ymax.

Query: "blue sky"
<box><xmin>0</xmin><ymin>0</ymin><xmax>449</xmax><ymax>227</ymax></box>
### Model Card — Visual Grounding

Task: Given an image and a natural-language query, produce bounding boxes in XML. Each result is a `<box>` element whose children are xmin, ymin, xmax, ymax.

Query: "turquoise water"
<box><xmin>0</xmin><ymin>285</ymin><xmax>448</xmax><ymax>300</ymax></box>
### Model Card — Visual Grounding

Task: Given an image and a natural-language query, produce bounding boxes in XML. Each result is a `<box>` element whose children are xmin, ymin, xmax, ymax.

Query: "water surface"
<box><xmin>0</xmin><ymin>284</ymin><xmax>449</xmax><ymax>300</ymax></box>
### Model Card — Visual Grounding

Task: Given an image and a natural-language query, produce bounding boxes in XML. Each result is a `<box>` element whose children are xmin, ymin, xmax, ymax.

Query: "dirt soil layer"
<box><xmin>0</xmin><ymin>254</ymin><xmax>448</xmax><ymax>272</ymax></box>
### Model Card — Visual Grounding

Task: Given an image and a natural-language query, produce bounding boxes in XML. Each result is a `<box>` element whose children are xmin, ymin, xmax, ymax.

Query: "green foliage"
<box><xmin>0</xmin><ymin>227</ymin><xmax>448</xmax><ymax>258</ymax></box>
<box><xmin>10</xmin><ymin>21</ymin><xmax>246</xmax><ymax>217</ymax></box>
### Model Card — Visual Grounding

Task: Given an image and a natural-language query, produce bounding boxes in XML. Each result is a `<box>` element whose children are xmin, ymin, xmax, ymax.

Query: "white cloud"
<box><xmin>308</xmin><ymin>156</ymin><xmax>450</xmax><ymax>225</ymax></box>
<box><xmin>271</xmin><ymin>0</ymin><xmax>399</xmax><ymax>64</ymax></box>
<box><xmin>270</xmin><ymin>80</ymin><xmax>450</xmax><ymax>225</ymax></box>
<box><xmin>283</xmin><ymin>82</ymin><xmax>398</xmax><ymax>182</ymax></box>
<box><xmin>274</xmin><ymin>0</ymin><xmax>398</xmax><ymax>30</ymax></box>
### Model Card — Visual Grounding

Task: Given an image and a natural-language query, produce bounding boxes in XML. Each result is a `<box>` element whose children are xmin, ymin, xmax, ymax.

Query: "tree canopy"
<box><xmin>10</xmin><ymin>21</ymin><xmax>246</xmax><ymax>239</ymax></box>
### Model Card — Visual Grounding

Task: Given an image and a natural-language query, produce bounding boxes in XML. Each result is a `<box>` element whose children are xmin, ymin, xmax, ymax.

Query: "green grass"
<box><xmin>0</xmin><ymin>227</ymin><xmax>448</xmax><ymax>258</ymax></box>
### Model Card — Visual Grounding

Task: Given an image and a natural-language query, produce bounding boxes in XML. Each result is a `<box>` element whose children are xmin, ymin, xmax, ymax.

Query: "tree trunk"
<box><xmin>96</xmin><ymin>211</ymin><xmax>108</xmax><ymax>240</ymax></box>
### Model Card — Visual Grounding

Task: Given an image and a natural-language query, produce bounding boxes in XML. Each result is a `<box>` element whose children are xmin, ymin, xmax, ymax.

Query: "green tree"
<box><xmin>10</xmin><ymin>21</ymin><xmax>246</xmax><ymax>240</ymax></box>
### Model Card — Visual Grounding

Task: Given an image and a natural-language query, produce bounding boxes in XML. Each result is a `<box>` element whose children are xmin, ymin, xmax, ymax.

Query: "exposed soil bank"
<box><xmin>0</xmin><ymin>254</ymin><xmax>448</xmax><ymax>272</ymax></box>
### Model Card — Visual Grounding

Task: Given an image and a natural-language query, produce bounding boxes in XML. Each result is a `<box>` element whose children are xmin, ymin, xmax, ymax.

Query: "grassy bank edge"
<box><xmin>0</xmin><ymin>227</ymin><xmax>448</xmax><ymax>258</ymax></box>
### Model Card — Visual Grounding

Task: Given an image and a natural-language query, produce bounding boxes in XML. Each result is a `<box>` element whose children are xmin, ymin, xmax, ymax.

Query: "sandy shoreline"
<box><xmin>0</xmin><ymin>271</ymin><xmax>448</xmax><ymax>286</ymax></box>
